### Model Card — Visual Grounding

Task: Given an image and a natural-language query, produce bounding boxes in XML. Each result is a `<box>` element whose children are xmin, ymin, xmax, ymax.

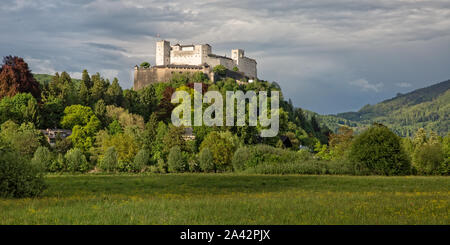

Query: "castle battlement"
<box><xmin>156</xmin><ymin>40</ymin><xmax>257</xmax><ymax>78</ymax></box>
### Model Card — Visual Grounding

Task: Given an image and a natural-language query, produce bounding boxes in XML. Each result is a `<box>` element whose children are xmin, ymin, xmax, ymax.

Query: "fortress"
<box><xmin>133</xmin><ymin>40</ymin><xmax>257</xmax><ymax>90</ymax></box>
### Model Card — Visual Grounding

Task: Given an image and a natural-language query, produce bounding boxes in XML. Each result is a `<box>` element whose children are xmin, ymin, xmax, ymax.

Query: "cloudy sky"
<box><xmin>1</xmin><ymin>0</ymin><xmax>449</xmax><ymax>114</ymax></box>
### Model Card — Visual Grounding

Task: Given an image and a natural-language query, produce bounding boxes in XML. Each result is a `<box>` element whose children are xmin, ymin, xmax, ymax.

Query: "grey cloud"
<box><xmin>1</xmin><ymin>0</ymin><xmax>449</xmax><ymax>114</ymax></box>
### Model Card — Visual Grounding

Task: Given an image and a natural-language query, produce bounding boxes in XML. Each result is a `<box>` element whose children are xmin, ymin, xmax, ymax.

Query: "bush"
<box><xmin>167</xmin><ymin>146</ymin><xmax>186</xmax><ymax>173</ymax></box>
<box><xmin>232</xmin><ymin>147</ymin><xmax>251</xmax><ymax>172</ymax></box>
<box><xmin>0</xmin><ymin>144</ymin><xmax>46</xmax><ymax>198</ymax></box>
<box><xmin>98</xmin><ymin>147</ymin><xmax>118</xmax><ymax>172</ymax></box>
<box><xmin>349</xmin><ymin>124</ymin><xmax>411</xmax><ymax>175</ymax></box>
<box><xmin>243</xmin><ymin>160</ymin><xmax>353</xmax><ymax>175</ymax></box>
<box><xmin>157</xmin><ymin>158</ymin><xmax>168</xmax><ymax>173</ymax></box>
<box><xmin>132</xmin><ymin>149</ymin><xmax>149</xmax><ymax>172</ymax></box>
<box><xmin>31</xmin><ymin>146</ymin><xmax>53</xmax><ymax>172</ymax></box>
<box><xmin>199</xmin><ymin>148</ymin><xmax>215</xmax><ymax>172</ymax></box>
<box><xmin>187</xmin><ymin>154</ymin><xmax>200</xmax><ymax>172</ymax></box>
<box><xmin>65</xmin><ymin>148</ymin><xmax>90</xmax><ymax>172</ymax></box>
<box><xmin>200</xmin><ymin>131</ymin><xmax>238</xmax><ymax>172</ymax></box>
<box><xmin>232</xmin><ymin>144</ymin><xmax>310</xmax><ymax>172</ymax></box>
<box><xmin>413</xmin><ymin>143</ymin><xmax>444</xmax><ymax>175</ymax></box>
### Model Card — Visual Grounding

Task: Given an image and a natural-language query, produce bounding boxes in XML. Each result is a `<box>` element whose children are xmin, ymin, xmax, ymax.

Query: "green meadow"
<box><xmin>0</xmin><ymin>174</ymin><xmax>448</xmax><ymax>225</ymax></box>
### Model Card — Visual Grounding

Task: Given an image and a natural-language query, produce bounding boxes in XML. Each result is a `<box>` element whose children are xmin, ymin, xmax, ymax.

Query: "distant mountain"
<box><xmin>317</xmin><ymin>79</ymin><xmax>450</xmax><ymax>136</ymax></box>
<box><xmin>34</xmin><ymin>73</ymin><xmax>81</xmax><ymax>86</ymax></box>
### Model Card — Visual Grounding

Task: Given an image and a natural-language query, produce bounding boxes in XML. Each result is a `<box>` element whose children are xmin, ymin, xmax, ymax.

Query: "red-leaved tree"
<box><xmin>0</xmin><ymin>56</ymin><xmax>41</xmax><ymax>99</ymax></box>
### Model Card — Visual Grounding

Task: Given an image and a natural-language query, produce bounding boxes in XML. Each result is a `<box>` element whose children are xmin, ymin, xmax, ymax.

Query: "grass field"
<box><xmin>0</xmin><ymin>174</ymin><xmax>448</xmax><ymax>224</ymax></box>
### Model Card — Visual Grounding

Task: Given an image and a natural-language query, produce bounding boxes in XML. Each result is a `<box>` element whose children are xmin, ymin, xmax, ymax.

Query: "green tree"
<box><xmin>199</xmin><ymin>131</ymin><xmax>239</xmax><ymax>171</ymax></box>
<box><xmin>31</xmin><ymin>146</ymin><xmax>53</xmax><ymax>172</ymax></box>
<box><xmin>90</xmin><ymin>73</ymin><xmax>108</xmax><ymax>102</ymax></box>
<box><xmin>132</xmin><ymin>149</ymin><xmax>149</xmax><ymax>172</ymax></box>
<box><xmin>167</xmin><ymin>146</ymin><xmax>186</xmax><ymax>173</ymax></box>
<box><xmin>213</xmin><ymin>65</ymin><xmax>226</xmax><ymax>76</ymax></box>
<box><xmin>0</xmin><ymin>120</ymin><xmax>44</xmax><ymax>157</ymax></box>
<box><xmin>0</xmin><ymin>140</ymin><xmax>46</xmax><ymax>198</ymax></box>
<box><xmin>140</xmin><ymin>62</ymin><xmax>150</xmax><ymax>68</ymax></box>
<box><xmin>65</xmin><ymin>148</ymin><xmax>90</xmax><ymax>172</ymax></box>
<box><xmin>105</xmin><ymin>78</ymin><xmax>123</xmax><ymax>106</ymax></box>
<box><xmin>108</xmin><ymin>120</ymin><xmax>123</xmax><ymax>135</ymax></box>
<box><xmin>98</xmin><ymin>146</ymin><xmax>118</xmax><ymax>172</ymax></box>
<box><xmin>60</xmin><ymin>105</ymin><xmax>95</xmax><ymax>129</ymax></box>
<box><xmin>199</xmin><ymin>147</ymin><xmax>215</xmax><ymax>172</ymax></box>
<box><xmin>81</xmin><ymin>69</ymin><xmax>92</xmax><ymax>89</ymax></box>
<box><xmin>163</xmin><ymin>124</ymin><xmax>186</xmax><ymax>155</ymax></box>
<box><xmin>349</xmin><ymin>124</ymin><xmax>411</xmax><ymax>175</ymax></box>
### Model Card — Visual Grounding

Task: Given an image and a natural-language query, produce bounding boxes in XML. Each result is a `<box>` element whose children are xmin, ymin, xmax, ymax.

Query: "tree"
<box><xmin>329</xmin><ymin>126</ymin><xmax>354</xmax><ymax>160</ymax></box>
<box><xmin>0</xmin><ymin>120</ymin><xmax>44</xmax><ymax>157</ymax></box>
<box><xmin>349</xmin><ymin>124</ymin><xmax>411</xmax><ymax>175</ymax></box>
<box><xmin>213</xmin><ymin>65</ymin><xmax>226</xmax><ymax>76</ymax></box>
<box><xmin>105</xmin><ymin>78</ymin><xmax>123</xmax><ymax>106</ymax></box>
<box><xmin>90</xmin><ymin>72</ymin><xmax>108</xmax><ymax>102</ymax></box>
<box><xmin>163</xmin><ymin>124</ymin><xmax>186</xmax><ymax>155</ymax></box>
<box><xmin>61</xmin><ymin>105</ymin><xmax>95</xmax><ymax>129</ymax></box>
<box><xmin>31</xmin><ymin>146</ymin><xmax>53</xmax><ymax>172</ymax></box>
<box><xmin>199</xmin><ymin>131</ymin><xmax>239</xmax><ymax>171</ymax></box>
<box><xmin>0</xmin><ymin>56</ymin><xmax>41</xmax><ymax>99</ymax></box>
<box><xmin>133</xmin><ymin>149</ymin><xmax>149</xmax><ymax>172</ymax></box>
<box><xmin>0</xmin><ymin>139</ymin><xmax>46</xmax><ymax>198</ymax></box>
<box><xmin>0</xmin><ymin>93</ymin><xmax>39</xmax><ymax>125</ymax></box>
<box><xmin>142</xmin><ymin>112</ymin><xmax>158</xmax><ymax>152</ymax></box>
<box><xmin>411</xmin><ymin>128</ymin><xmax>445</xmax><ymax>174</ymax></box>
<box><xmin>78</xmin><ymin>81</ymin><xmax>90</xmax><ymax>106</ymax></box>
<box><xmin>108</xmin><ymin>120</ymin><xmax>123</xmax><ymax>135</ymax></box>
<box><xmin>140</xmin><ymin>62</ymin><xmax>150</xmax><ymax>68</ymax></box>
<box><xmin>40</xmin><ymin>96</ymin><xmax>64</xmax><ymax>128</ymax></box>
<box><xmin>98</xmin><ymin>146</ymin><xmax>118</xmax><ymax>172</ymax></box>
<box><xmin>65</xmin><ymin>148</ymin><xmax>90</xmax><ymax>173</ymax></box>
<box><xmin>199</xmin><ymin>147</ymin><xmax>215</xmax><ymax>172</ymax></box>
<box><xmin>138</xmin><ymin>85</ymin><xmax>157</xmax><ymax>121</ymax></box>
<box><xmin>81</xmin><ymin>69</ymin><xmax>92</xmax><ymax>89</ymax></box>
<box><xmin>167</xmin><ymin>146</ymin><xmax>186</xmax><ymax>173</ymax></box>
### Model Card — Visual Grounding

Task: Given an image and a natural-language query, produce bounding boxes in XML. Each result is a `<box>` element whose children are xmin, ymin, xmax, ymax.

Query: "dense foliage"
<box><xmin>0</xmin><ymin>56</ymin><xmax>447</xmax><ymax>183</ymax></box>
<box><xmin>319</xmin><ymin>79</ymin><xmax>450</xmax><ymax>137</ymax></box>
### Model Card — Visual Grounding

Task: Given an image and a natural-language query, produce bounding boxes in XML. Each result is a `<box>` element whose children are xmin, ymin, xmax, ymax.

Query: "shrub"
<box><xmin>65</xmin><ymin>148</ymin><xmax>90</xmax><ymax>172</ymax></box>
<box><xmin>157</xmin><ymin>158</ymin><xmax>168</xmax><ymax>173</ymax></box>
<box><xmin>0</xmin><ymin>144</ymin><xmax>46</xmax><ymax>198</ymax></box>
<box><xmin>349</xmin><ymin>124</ymin><xmax>411</xmax><ymax>175</ymax></box>
<box><xmin>167</xmin><ymin>146</ymin><xmax>186</xmax><ymax>173</ymax></box>
<box><xmin>49</xmin><ymin>153</ymin><xmax>66</xmax><ymax>172</ymax></box>
<box><xmin>140</xmin><ymin>62</ymin><xmax>150</xmax><ymax>68</ymax></box>
<box><xmin>232</xmin><ymin>147</ymin><xmax>251</xmax><ymax>172</ymax></box>
<box><xmin>187</xmin><ymin>154</ymin><xmax>200</xmax><ymax>172</ymax></box>
<box><xmin>243</xmin><ymin>160</ymin><xmax>353</xmax><ymax>175</ymax></box>
<box><xmin>200</xmin><ymin>131</ymin><xmax>238</xmax><ymax>172</ymax></box>
<box><xmin>413</xmin><ymin>143</ymin><xmax>444</xmax><ymax>175</ymax></box>
<box><xmin>31</xmin><ymin>146</ymin><xmax>53</xmax><ymax>172</ymax></box>
<box><xmin>199</xmin><ymin>148</ymin><xmax>215</xmax><ymax>172</ymax></box>
<box><xmin>132</xmin><ymin>149</ymin><xmax>149</xmax><ymax>172</ymax></box>
<box><xmin>98</xmin><ymin>147</ymin><xmax>118</xmax><ymax>172</ymax></box>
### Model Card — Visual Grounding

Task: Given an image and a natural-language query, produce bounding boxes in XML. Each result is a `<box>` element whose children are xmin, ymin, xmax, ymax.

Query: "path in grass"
<box><xmin>0</xmin><ymin>174</ymin><xmax>448</xmax><ymax>224</ymax></box>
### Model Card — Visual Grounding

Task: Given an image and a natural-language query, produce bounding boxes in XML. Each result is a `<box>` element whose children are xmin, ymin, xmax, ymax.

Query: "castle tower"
<box><xmin>231</xmin><ymin>49</ymin><xmax>244</xmax><ymax>64</ymax></box>
<box><xmin>156</xmin><ymin>40</ymin><xmax>170</xmax><ymax>66</ymax></box>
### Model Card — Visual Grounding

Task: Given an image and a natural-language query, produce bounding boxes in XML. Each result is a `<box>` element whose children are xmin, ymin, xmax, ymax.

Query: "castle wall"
<box><xmin>133</xmin><ymin>65</ymin><xmax>214</xmax><ymax>90</ymax></box>
<box><xmin>237</xmin><ymin>57</ymin><xmax>257</xmax><ymax>78</ymax></box>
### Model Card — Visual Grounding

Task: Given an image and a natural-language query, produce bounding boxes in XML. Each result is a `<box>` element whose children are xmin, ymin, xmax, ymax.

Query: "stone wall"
<box><xmin>133</xmin><ymin>65</ymin><xmax>214</xmax><ymax>90</ymax></box>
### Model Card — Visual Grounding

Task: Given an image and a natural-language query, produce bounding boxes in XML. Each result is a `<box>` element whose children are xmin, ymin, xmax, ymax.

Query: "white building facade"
<box><xmin>155</xmin><ymin>40</ymin><xmax>257</xmax><ymax>79</ymax></box>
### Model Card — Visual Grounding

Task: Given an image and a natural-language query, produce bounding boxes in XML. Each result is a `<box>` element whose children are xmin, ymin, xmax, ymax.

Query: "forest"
<box><xmin>0</xmin><ymin>56</ymin><xmax>448</xmax><ymax>198</ymax></box>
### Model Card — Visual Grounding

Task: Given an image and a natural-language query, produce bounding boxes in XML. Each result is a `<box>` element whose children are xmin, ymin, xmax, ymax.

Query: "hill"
<box><xmin>317</xmin><ymin>79</ymin><xmax>450</xmax><ymax>136</ymax></box>
<box><xmin>34</xmin><ymin>73</ymin><xmax>81</xmax><ymax>86</ymax></box>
